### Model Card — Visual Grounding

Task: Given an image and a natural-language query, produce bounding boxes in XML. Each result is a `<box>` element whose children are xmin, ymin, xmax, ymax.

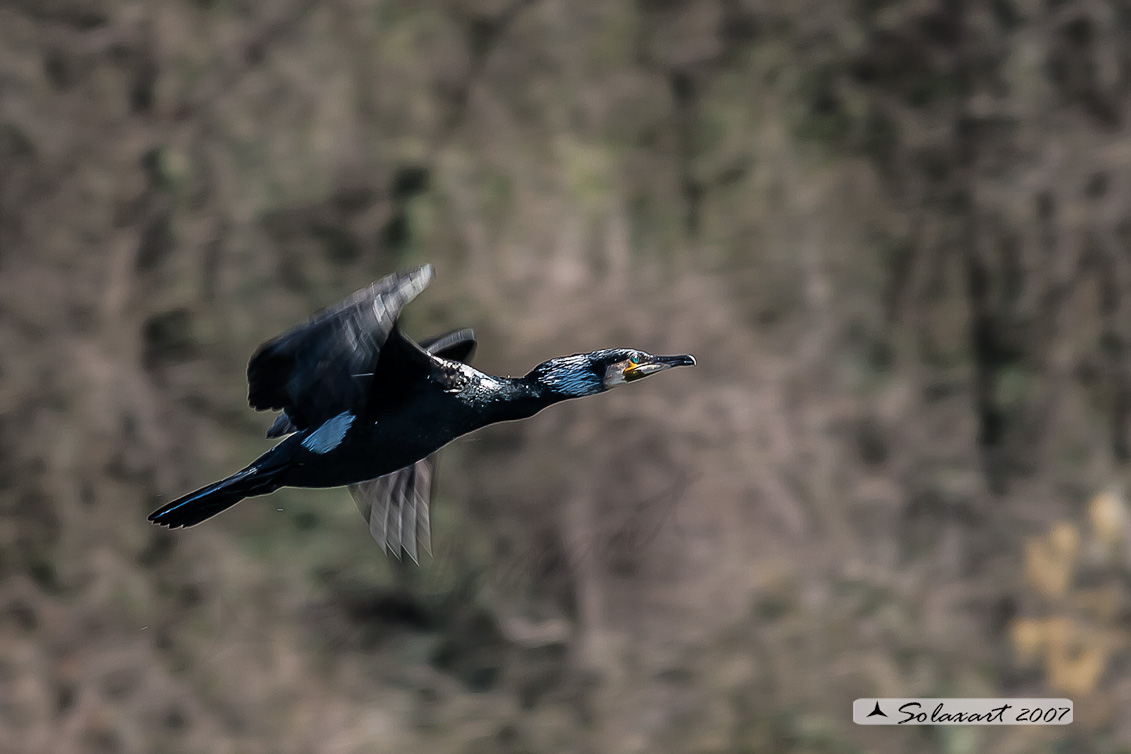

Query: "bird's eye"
<box><xmin>629</xmin><ymin>354</ymin><xmax>640</xmax><ymax>365</ymax></box>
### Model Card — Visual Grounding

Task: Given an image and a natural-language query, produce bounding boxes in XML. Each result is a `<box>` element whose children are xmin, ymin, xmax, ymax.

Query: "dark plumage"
<box><xmin>149</xmin><ymin>264</ymin><xmax>695</xmax><ymax>560</ymax></box>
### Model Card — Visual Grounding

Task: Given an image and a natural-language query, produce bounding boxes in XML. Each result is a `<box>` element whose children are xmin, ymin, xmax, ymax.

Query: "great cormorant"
<box><xmin>148</xmin><ymin>265</ymin><xmax>695</xmax><ymax>561</ymax></box>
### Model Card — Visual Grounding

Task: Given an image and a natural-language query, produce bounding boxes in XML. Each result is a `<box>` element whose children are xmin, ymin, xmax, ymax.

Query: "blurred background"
<box><xmin>2</xmin><ymin>0</ymin><xmax>1131</xmax><ymax>752</ymax></box>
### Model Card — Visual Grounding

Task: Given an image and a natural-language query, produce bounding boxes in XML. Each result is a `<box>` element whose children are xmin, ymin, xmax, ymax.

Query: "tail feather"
<box><xmin>149</xmin><ymin>466</ymin><xmax>280</xmax><ymax>529</ymax></box>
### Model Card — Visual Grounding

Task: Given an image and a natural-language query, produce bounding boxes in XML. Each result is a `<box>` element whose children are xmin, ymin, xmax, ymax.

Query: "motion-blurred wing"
<box><xmin>247</xmin><ymin>265</ymin><xmax>433</xmax><ymax>432</ymax></box>
<box><xmin>417</xmin><ymin>327</ymin><xmax>476</xmax><ymax>364</ymax></box>
<box><xmin>349</xmin><ymin>459</ymin><xmax>433</xmax><ymax>562</ymax></box>
<box><xmin>347</xmin><ymin>326</ymin><xmax>476</xmax><ymax>558</ymax></box>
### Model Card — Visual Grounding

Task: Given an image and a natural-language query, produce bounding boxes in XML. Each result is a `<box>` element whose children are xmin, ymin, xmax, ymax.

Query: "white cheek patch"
<box><xmin>604</xmin><ymin>363</ymin><xmax>628</xmax><ymax>387</ymax></box>
<box><xmin>301</xmin><ymin>411</ymin><xmax>355</xmax><ymax>453</ymax></box>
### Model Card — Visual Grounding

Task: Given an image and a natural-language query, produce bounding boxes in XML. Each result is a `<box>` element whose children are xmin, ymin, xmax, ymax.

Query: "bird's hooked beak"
<box><xmin>624</xmin><ymin>353</ymin><xmax>697</xmax><ymax>382</ymax></box>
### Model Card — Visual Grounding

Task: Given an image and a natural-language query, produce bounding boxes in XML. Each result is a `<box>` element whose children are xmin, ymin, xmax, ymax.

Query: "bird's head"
<box><xmin>527</xmin><ymin>349</ymin><xmax>696</xmax><ymax>399</ymax></box>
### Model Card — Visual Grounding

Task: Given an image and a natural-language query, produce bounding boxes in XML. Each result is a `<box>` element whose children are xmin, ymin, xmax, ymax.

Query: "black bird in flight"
<box><xmin>149</xmin><ymin>264</ymin><xmax>695</xmax><ymax>561</ymax></box>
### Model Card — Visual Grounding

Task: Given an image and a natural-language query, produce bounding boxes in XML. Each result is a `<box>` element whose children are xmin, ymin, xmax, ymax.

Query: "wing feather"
<box><xmin>344</xmin><ymin>327</ymin><xmax>475</xmax><ymax>559</ymax></box>
<box><xmin>348</xmin><ymin>458</ymin><xmax>434</xmax><ymax>562</ymax></box>
<box><xmin>247</xmin><ymin>265</ymin><xmax>433</xmax><ymax>431</ymax></box>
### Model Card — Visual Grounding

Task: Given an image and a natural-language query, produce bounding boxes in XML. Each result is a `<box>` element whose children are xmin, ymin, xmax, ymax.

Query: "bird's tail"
<box><xmin>148</xmin><ymin>465</ymin><xmax>283</xmax><ymax>529</ymax></box>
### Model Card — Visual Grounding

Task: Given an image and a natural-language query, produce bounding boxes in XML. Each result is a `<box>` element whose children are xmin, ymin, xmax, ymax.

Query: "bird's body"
<box><xmin>255</xmin><ymin>368</ymin><xmax>540</xmax><ymax>489</ymax></box>
<box><xmin>149</xmin><ymin>264</ymin><xmax>695</xmax><ymax>560</ymax></box>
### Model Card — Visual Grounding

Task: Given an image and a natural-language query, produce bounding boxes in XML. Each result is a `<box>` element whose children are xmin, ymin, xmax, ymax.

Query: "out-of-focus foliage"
<box><xmin>2</xmin><ymin>0</ymin><xmax>1131</xmax><ymax>752</ymax></box>
<box><xmin>1012</xmin><ymin>491</ymin><xmax>1131</xmax><ymax>725</ymax></box>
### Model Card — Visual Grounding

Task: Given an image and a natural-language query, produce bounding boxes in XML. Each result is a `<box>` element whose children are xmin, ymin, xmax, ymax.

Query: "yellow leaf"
<box><xmin>1048</xmin><ymin>521</ymin><xmax>1080</xmax><ymax>561</ymax></box>
<box><xmin>1089</xmin><ymin>490</ymin><xmax>1128</xmax><ymax>545</ymax></box>
<box><xmin>1047</xmin><ymin>642</ymin><xmax>1107</xmax><ymax>696</ymax></box>
<box><xmin>1044</xmin><ymin>617</ymin><xmax>1109</xmax><ymax>695</ymax></box>
<box><xmin>1009</xmin><ymin>618</ymin><xmax>1046</xmax><ymax>662</ymax></box>
<box><xmin>1024</xmin><ymin>525</ymin><xmax>1077</xmax><ymax>599</ymax></box>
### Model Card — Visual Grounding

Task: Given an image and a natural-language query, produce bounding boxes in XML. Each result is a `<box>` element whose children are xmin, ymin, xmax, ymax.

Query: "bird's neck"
<box><xmin>478</xmin><ymin>374</ymin><xmax>564</xmax><ymax>425</ymax></box>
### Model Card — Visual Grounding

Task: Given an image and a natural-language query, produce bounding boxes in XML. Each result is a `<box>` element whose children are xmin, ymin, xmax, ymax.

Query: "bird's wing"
<box><xmin>247</xmin><ymin>265</ymin><xmax>433</xmax><ymax>432</ymax></box>
<box><xmin>417</xmin><ymin>327</ymin><xmax>477</xmax><ymax>364</ymax></box>
<box><xmin>347</xmin><ymin>327</ymin><xmax>476</xmax><ymax>558</ymax></box>
<box><xmin>265</xmin><ymin>412</ymin><xmax>298</xmax><ymax>438</ymax></box>
<box><xmin>262</xmin><ymin>327</ymin><xmax>476</xmax><ymax>439</ymax></box>
<box><xmin>349</xmin><ymin>458</ymin><xmax>433</xmax><ymax>562</ymax></box>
